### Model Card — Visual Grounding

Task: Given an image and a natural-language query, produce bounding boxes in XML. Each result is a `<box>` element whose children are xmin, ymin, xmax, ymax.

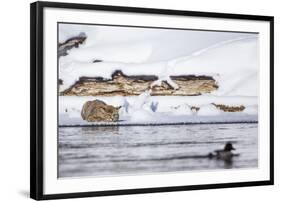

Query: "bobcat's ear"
<box><xmin>117</xmin><ymin>106</ymin><xmax>122</xmax><ymax>109</ymax></box>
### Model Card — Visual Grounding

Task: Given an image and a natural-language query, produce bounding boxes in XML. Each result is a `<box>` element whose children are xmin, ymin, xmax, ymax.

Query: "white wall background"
<box><xmin>0</xmin><ymin>0</ymin><xmax>279</xmax><ymax>201</ymax></box>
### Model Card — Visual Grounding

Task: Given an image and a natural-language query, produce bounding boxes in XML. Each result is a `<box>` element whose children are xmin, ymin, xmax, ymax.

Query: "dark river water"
<box><xmin>58</xmin><ymin>123</ymin><xmax>258</xmax><ymax>178</ymax></box>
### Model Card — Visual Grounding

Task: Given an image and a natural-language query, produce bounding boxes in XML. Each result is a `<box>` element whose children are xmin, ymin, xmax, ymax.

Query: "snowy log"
<box><xmin>213</xmin><ymin>104</ymin><xmax>245</xmax><ymax>112</ymax></box>
<box><xmin>60</xmin><ymin>70</ymin><xmax>218</xmax><ymax>96</ymax></box>
<box><xmin>58</xmin><ymin>34</ymin><xmax>86</xmax><ymax>57</ymax></box>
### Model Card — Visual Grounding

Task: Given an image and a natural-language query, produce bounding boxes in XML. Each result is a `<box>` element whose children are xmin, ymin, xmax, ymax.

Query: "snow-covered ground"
<box><xmin>59</xmin><ymin>95</ymin><xmax>258</xmax><ymax>126</ymax></box>
<box><xmin>58</xmin><ymin>23</ymin><xmax>259</xmax><ymax>126</ymax></box>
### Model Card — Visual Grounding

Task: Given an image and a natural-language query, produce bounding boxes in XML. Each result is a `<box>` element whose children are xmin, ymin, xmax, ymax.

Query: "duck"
<box><xmin>208</xmin><ymin>142</ymin><xmax>238</xmax><ymax>161</ymax></box>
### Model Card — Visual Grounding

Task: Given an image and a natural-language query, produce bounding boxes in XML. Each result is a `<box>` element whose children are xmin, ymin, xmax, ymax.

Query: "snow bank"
<box><xmin>59</xmin><ymin>96</ymin><xmax>257</xmax><ymax>115</ymax></box>
<box><xmin>243</xmin><ymin>105</ymin><xmax>258</xmax><ymax>115</ymax></box>
<box><xmin>171</xmin><ymin>104</ymin><xmax>193</xmax><ymax>115</ymax></box>
<box><xmin>59</xmin><ymin>37</ymin><xmax>258</xmax><ymax>96</ymax></box>
<box><xmin>129</xmin><ymin>109</ymin><xmax>154</xmax><ymax>122</ymax></box>
<box><xmin>59</xmin><ymin>24</ymin><xmax>258</xmax><ymax>97</ymax></box>
<box><xmin>197</xmin><ymin>104</ymin><xmax>221</xmax><ymax>116</ymax></box>
<box><xmin>59</xmin><ymin>96</ymin><xmax>258</xmax><ymax>126</ymax></box>
<box><xmin>65</xmin><ymin>42</ymin><xmax>153</xmax><ymax>63</ymax></box>
<box><xmin>173</xmin><ymin>37</ymin><xmax>258</xmax><ymax>96</ymax></box>
<box><xmin>59</xmin><ymin>23</ymin><xmax>254</xmax><ymax>61</ymax></box>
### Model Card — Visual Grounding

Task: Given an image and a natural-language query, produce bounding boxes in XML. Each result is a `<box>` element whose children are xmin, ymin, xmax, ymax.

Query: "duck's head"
<box><xmin>224</xmin><ymin>142</ymin><xmax>235</xmax><ymax>151</ymax></box>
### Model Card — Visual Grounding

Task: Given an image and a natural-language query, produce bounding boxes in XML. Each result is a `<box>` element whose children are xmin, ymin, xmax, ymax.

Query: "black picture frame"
<box><xmin>30</xmin><ymin>1</ymin><xmax>274</xmax><ymax>200</ymax></box>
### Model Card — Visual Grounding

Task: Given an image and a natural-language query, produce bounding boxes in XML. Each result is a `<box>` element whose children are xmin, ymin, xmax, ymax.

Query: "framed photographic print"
<box><xmin>30</xmin><ymin>1</ymin><xmax>274</xmax><ymax>200</ymax></box>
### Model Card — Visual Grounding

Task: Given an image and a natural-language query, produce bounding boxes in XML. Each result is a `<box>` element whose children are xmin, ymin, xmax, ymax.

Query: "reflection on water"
<box><xmin>58</xmin><ymin>123</ymin><xmax>258</xmax><ymax>178</ymax></box>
